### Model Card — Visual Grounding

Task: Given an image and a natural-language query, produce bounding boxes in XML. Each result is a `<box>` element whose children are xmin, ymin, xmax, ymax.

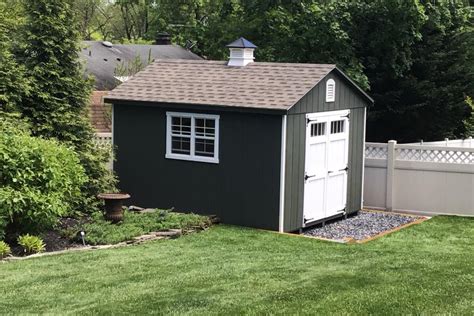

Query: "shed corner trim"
<box><xmin>278</xmin><ymin>114</ymin><xmax>287</xmax><ymax>232</ymax></box>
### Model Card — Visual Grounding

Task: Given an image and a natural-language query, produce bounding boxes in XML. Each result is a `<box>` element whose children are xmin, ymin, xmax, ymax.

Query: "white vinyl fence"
<box><xmin>364</xmin><ymin>139</ymin><xmax>474</xmax><ymax>216</ymax></box>
<box><xmin>410</xmin><ymin>137</ymin><xmax>473</xmax><ymax>148</ymax></box>
<box><xmin>93</xmin><ymin>132</ymin><xmax>113</xmax><ymax>170</ymax></box>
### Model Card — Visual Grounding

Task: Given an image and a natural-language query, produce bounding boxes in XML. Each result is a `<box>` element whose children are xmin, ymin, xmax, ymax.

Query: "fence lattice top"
<box><xmin>93</xmin><ymin>132</ymin><xmax>113</xmax><ymax>151</ymax></box>
<box><xmin>396</xmin><ymin>147</ymin><xmax>473</xmax><ymax>164</ymax></box>
<box><xmin>365</xmin><ymin>144</ymin><xmax>388</xmax><ymax>159</ymax></box>
<box><xmin>366</xmin><ymin>141</ymin><xmax>474</xmax><ymax>164</ymax></box>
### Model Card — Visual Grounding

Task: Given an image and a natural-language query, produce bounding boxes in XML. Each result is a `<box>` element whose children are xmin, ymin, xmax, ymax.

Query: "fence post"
<box><xmin>386</xmin><ymin>140</ymin><xmax>397</xmax><ymax>211</ymax></box>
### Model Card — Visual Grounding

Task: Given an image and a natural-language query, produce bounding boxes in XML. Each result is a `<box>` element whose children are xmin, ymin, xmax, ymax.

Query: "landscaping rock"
<box><xmin>141</xmin><ymin>208</ymin><xmax>158</xmax><ymax>213</ymax></box>
<box><xmin>128</xmin><ymin>205</ymin><xmax>145</xmax><ymax>212</ymax></box>
<box><xmin>154</xmin><ymin>229</ymin><xmax>182</xmax><ymax>238</ymax></box>
<box><xmin>304</xmin><ymin>211</ymin><xmax>425</xmax><ymax>241</ymax></box>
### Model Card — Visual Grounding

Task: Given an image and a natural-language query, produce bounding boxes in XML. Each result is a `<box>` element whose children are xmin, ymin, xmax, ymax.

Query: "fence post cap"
<box><xmin>388</xmin><ymin>140</ymin><xmax>397</xmax><ymax>144</ymax></box>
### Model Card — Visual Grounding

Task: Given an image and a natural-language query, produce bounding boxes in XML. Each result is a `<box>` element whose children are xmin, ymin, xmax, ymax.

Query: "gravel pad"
<box><xmin>303</xmin><ymin>211</ymin><xmax>424</xmax><ymax>241</ymax></box>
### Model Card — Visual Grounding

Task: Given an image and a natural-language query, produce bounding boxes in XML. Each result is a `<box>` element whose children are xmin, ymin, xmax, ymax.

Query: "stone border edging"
<box><xmin>1</xmin><ymin>229</ymin><xmax>185</xmax><ymax>262</ymax></box>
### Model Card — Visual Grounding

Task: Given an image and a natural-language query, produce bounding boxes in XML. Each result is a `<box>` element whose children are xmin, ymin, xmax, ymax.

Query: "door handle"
<box><xmin>304</xmin><ymin>174</ymin><xmax>316</xmax><ymax>180</ymax></box>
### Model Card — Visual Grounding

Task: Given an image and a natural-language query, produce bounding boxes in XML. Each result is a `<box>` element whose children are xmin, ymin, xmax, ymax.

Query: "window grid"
<box><xmin>330</xmin><ymin>120</ymin><xmax>345</xmax><ymax>134</ymax></box>
<box><xmin>166</xmin><ymin>112</ymin><xmax>219</xmax><ymax>163</ymax></box>
<box><xmin>310</xmin><ymin>122</ymin><xmax>326</xmax><ymax>137</ymax></box>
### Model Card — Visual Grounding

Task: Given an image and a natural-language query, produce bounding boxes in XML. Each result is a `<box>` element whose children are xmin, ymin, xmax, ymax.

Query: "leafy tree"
<box><xmin>359</xmin><ymin>1</ymin><xmax>473</xmax><ymax>141</ymax></box>
<box><xmin>154</xmin><ymin>1</ymin><xmax>368</xmax><ymax>88</ymax></box>
<box><xmin>17</xmin><ymin>0</ymin><xmax>115</xmax><ymax>211</ymax></box>
<box><xmin>73</xmin><ymin>0</ymin><xmax>112</xmax><ymax>40</ymax></box>
<box><xmin>464</xmin><ymin>97</ymin><xmax>474</xmax><ymax>136</ymax></box>
<box><xmin>0</xmin><ymin>0</ymin><xmax>29</xmax><ymax>112</ymax></box>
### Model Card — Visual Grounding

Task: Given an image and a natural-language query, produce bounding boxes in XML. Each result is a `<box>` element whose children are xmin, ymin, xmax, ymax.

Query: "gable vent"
<box><xmin>326</xmin><ymin>79</ymin><xmax>335</xmax><ymax>102</ymax></box>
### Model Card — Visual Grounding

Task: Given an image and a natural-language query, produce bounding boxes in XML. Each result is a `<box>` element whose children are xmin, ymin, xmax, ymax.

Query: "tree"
<box><xmin>73</xmin><ymin>0</ymin><xmax>114</xmax><ymax>40</ymax></box>
<box><xmin>464</xmin><ymin>97</ymin><xmax>474</xmax><ymax>135</ymax></box>
<box><xmin>17</xmin><ymin>0</ymin><xmax>115</xmax><ymax>211</ymax></box>
<box><xmin>0</xmin><ymin>0</ymin><xmax>29</xmax><ymax>112</ymax></box>
<box><xmin>357</xmin><ymin>1</ymin><xmax>473</xmax><ymax>142</ymax></box>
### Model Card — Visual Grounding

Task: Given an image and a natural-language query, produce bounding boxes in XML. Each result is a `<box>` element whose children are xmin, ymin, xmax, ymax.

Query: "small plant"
<box><xmin>0</xmin><ymin>241</ymin><xmax>11</xmax><ymax>259</ymax></box>
<box><xmin>17</xmin><ymin>234</ymin><xmax>45</xmax><ymax>254</ymax></box>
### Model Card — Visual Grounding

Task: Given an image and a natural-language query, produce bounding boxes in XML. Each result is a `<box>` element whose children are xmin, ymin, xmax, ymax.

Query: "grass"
<box><xmin>63</xmin><ymin>210</ymin><xmax>210</xmax><ymax>245</ymax></box>
<box><xmin>0</xmin><ymin>216</ymin><xmax>473</xmax><ymax>315</ymax></box>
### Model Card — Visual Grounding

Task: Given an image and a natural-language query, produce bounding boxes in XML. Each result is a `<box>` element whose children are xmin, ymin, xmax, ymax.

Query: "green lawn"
<box><xmin>0</xmin><ymin>216</ymin><xmax>473</xmax><ymax>315</ymax></box>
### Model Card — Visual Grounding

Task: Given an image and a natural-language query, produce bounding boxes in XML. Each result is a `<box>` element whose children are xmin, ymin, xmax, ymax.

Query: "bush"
<box><xmin>0</xmin><ymin>241</ymin><xmax>11</xmax><ymax>259</ymax></box>
<box><xmin>0</xmin><ymin>124</ymin><xmax>87</xmax><ymax>233</ymax></box>
<box><xmin>68</xmin><ymin>210</ymin><xmax>211</xmax><ymax>245</ymax></box>
<box><xmin>0</xmin><ymin>112</ymin><xmax>30</xmax><ymax>135</ymax></box>
<box><xmin>17</xmin><ymin>234</ymin><xmax>45</xmax><ymax>254</ymax></box>
<box><xmin>0</xmin><ymin>215</ymin><xmax>6</xmax><ymax>240</ymax></box>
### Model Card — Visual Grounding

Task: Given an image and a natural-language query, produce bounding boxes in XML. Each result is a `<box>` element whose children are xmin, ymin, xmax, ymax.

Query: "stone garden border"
<box><xmin>1</xmin><ymin>229</ymin><xmax>189</xmax><ymax>262</ymax></box>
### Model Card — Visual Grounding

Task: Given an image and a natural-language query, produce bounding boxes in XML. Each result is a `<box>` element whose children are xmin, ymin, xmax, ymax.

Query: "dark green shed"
<box><xmin>105</xmin><ymin>39</ymin><xmax>373</xmax><ymax>232</ymax></box>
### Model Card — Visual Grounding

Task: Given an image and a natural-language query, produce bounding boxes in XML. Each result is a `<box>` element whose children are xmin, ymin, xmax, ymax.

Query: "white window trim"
<box><xmin>326</xmin><ymin>78</ymin><xmax>336</xmax><ymax>102</ymax></box>
<box><xmin>166</xmin><ymin>111</ymin><xmax>220</xmax><ymax>164</ymax></box>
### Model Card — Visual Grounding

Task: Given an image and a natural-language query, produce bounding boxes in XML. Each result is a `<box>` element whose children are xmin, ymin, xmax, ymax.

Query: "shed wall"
<box><xmin>114</xmin><ymin>104</ymin><xmax>282</xmax><ymax>230</ymax></box>
<box><xmin>283</xmin><ymin>71</ymin><xmax>368</xmax><ymax>232</ymax></box>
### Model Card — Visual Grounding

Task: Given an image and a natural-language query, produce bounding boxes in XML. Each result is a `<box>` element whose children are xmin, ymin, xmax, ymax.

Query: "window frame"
<box><xmin>166</xmin><ymin>112</ymin><xmax>220</xmax><ymax>164</ymax></box>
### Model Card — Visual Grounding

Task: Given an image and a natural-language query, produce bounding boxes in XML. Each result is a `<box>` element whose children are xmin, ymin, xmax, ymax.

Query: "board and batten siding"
<box><xmin>283</xmin><ymin>71</ymin><xmax>369</xmax><ymax>232</ymax></box>
<box><xmin>114</xmin><ymin>104</ymin><xmax>283</xmax><ymax>230</ymax></box>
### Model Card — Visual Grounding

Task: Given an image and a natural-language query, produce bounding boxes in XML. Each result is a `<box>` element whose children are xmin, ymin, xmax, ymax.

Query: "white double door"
<box><xmin>303</xmin><ymin>110</ymin><xmax>350</xmax><ymax>224</ymax></box>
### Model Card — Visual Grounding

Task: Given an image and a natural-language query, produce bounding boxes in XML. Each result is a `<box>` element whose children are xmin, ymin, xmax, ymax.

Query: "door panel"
<box><xmin>328</xmin><ymin>139</ymin><xmax>346</xmax><ymax>171</ymax></box>
<box><xmin>307</xmin><ymin>142</ymin><xmax>326</xmax><ymax>174</ymax></box>
<box><xmin>303</xmin><ymin>110</ymin><xmax>350</xmax><ymax>224</ymax></box>
<box><xmin>303</xmin><ymin>177</ymin><xmax>325</xmax><ymax>222</ymax></box>
<box><xmin>326</xmin><ymin>171</ymin><xmax>347</xmax><ymax>216</ymax></box>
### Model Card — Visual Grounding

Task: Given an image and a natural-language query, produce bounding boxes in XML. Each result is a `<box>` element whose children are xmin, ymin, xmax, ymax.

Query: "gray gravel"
<box><xmin>304</xmin><ymin>211</ymin><xmax>424</xmax><ymax>241</ymax></box>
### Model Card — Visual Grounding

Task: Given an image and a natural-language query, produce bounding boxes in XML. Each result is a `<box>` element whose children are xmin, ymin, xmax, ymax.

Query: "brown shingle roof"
<box><xmin>104</xmin><ymin>59</ymin><xmax>336</xmax><ymax>111</ymax></box>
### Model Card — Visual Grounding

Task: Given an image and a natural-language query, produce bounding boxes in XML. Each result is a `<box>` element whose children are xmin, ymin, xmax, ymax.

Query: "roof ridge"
<box><xmin>150</xmin><ymin>59</ymin><xmax>336</xmax><ymax>68</ymax></box>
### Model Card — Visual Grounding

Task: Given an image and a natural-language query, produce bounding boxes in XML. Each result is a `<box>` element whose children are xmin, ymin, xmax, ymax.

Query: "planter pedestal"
<box><xmin>98</xmin><ymin>193</ymin><xmax>131</xmax><ymax>223</ymax></box>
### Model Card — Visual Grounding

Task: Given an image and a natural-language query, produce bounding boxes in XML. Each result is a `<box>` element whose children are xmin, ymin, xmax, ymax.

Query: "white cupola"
<box><xmin>226</xmin><ymin>37</ymin><xmax>257</xmax><ymax>67</ymax></box>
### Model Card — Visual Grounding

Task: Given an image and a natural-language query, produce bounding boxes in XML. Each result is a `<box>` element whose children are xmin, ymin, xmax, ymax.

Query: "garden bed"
<box><xmin>3</xmin><ymin>209</ymin><xmax>212</xmax><ymax>259</ymax></box>
<box><xmin>303</xmin><ymin>210</ymin><xmax>428</xmax><ymax>242</ymax></box>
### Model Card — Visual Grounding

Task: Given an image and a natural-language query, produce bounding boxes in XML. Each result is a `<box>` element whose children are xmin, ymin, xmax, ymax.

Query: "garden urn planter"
<box><xmin>98</xmin><ymin>193</ymin><xmax>131</xmax><ymax>223</ymax></box>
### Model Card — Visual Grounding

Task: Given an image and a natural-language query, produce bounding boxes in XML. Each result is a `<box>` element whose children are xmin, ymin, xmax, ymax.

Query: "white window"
<box><xmin>326</xmin><ymin>79</ymin><xmax>336</xmax><ymax>102</ymax></box>
<box><xmin>166</xmin><ymin>112</ymin><xmax>219</xmax><ymax>163</ymax></box>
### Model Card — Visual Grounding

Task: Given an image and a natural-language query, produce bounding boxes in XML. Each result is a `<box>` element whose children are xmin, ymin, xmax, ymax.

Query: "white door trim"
<box><xmin>361</xmin><ymin>107</ymin><xmax>367</xmax><ymax>209</ymax></box>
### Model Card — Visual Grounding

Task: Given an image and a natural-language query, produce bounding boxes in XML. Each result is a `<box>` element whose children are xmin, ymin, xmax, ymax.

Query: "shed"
<box><xmin>104</xmin><ymin>38</ymin><xmax>373</xmax><ymax>232</ymax></box>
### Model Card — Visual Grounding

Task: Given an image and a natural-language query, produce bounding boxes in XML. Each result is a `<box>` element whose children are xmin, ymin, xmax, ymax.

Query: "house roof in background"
<box><xmin>104</xmin><ymin>59</ymin><xmax>341</xmax><ymax>111</ymax></box>
<box><xmin>80</xmin><ymin>41</ymin><xmax>201</xmax><ymax>90</ymax></box>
